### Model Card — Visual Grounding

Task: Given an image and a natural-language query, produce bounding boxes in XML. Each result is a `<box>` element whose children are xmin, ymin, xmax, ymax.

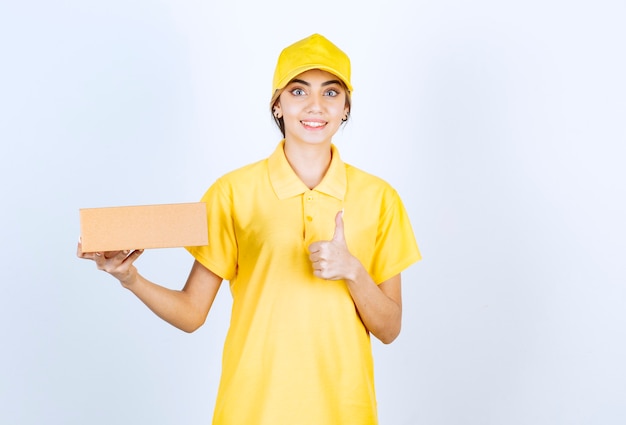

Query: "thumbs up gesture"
<box><xmin>308</xmin><ymin>210</ymin><xmax>359</xmax><ymax>281</ymax></box>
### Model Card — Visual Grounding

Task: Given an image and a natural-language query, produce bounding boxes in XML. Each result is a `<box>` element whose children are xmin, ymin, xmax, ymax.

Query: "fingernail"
<box><xmin>123</xmin><ymin>250</ymin><xmax>129</xmax><ymax>255</ymax></box>
<box><xmin>95</xmin><ymin>252</ymin><xmax>101</xmax><ymax>256</ymax></box>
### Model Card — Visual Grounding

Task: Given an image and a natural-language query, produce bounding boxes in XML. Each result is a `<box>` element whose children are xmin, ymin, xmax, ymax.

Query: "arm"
<box><xmin>77</xmin><ymin>244</ymin><xmax>222</xmax><ymax>333</ymax></box>
<box><xmin>308</xmin><ymin>211</ymin><xmax>402</xmax><ymax>344</ymax></box>
<box><xmin>345</xmin><ymin>272</ymin><xmax>402</xmax><ymax>345</ymax></box>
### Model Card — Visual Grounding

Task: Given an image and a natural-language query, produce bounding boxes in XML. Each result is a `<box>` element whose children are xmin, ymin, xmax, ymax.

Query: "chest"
<box><xmin>232</xmin><ymin>188</ymin><xmax>379</xmax><ymax>267</ymax></box>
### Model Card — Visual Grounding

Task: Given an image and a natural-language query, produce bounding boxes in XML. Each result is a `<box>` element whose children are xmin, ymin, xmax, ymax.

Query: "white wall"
<box><xmin>1</xmin><ymin>1</ymin><xmax>624</xmax><ymax>424</ymax></box>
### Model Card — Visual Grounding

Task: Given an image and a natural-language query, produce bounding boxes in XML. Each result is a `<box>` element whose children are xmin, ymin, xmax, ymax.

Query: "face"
<box><xmin>273</xmin><ymin>69</ymin><xmax>349</xmax><ymax>147</ymax></box>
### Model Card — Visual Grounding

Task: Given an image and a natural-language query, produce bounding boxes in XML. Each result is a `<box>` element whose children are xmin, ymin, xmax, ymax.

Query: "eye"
<box><xmin>291</xmin><ymin>88</ymin><xmax>306</xmax><ymax>96</ymax></box>
<box><xmin>325</xmin><ymin>89</ymin><xmax>339</xmax><ymax>97</ymax></box>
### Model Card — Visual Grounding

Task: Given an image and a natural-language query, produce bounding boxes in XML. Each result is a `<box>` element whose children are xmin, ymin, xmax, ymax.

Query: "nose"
<box><xmin>306</xmin><ymin>92</ymin><xmax>323</xmax><ymax>113</ymax></box>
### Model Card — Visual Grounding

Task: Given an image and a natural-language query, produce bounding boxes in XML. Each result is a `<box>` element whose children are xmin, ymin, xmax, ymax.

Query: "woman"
<box><xmin>78</xmin><ymin>33</ymin><xmax>421</xmax><ymax>425</ymax></box>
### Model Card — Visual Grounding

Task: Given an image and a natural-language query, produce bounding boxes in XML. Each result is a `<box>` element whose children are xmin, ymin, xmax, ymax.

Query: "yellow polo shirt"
<box><xmin>187</xmin><ymin>141</ymin><xmax>421</xmax><ymax>425</ymax></box>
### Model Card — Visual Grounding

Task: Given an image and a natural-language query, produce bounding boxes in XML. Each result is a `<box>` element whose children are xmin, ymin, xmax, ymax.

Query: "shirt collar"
<box><xmin>268</xmin><ymin>140</ymin><xmax>347</xmax><ymax>201</ymax></box>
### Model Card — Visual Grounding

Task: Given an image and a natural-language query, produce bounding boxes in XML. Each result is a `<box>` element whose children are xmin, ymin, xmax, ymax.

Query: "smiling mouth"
<box><xmin>301</xmin><ymin>121</ymin><xmax>327</xmax><ymax>128</ymax></box>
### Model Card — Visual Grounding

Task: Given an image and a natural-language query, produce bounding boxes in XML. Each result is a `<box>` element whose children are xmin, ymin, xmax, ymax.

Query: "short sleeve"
<box><xmin>185</xmin><ymin>178</ymin><xmax>238</xmax><ymax>280</ymax></box>
<box><xmin>370</xmin><ymin>189</ymin><xmax>421</xmax><ymax>284</ymax></box>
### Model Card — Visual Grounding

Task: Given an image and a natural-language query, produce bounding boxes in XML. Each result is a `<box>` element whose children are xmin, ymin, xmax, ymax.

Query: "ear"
<box><xmin>273</xmin><ymin>102</ymin><xmax>283</xmax><ymax>119</ymax></box>
<box><xmin>342</xmin><ymin>105</ymin><xmax>349</xmax><ymax>122</ymax></box>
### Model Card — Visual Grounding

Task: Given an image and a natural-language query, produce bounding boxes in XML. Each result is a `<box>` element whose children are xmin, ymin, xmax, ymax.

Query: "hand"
<box><xmin>308</xmin><ymin>211</ymin><xmax>359</xmax><ymax>281</ymax></box>
<box><xmin>77</xmin><ymin>240</ymin><xmax>144</xmax><ymax>287</ymax></box>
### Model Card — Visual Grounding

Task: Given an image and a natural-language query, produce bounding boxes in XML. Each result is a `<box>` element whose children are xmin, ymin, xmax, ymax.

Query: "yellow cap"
<box><xmin>271</xmin><ymin>34</ymin><xmax>353</xmax><ymax>95</ymax></box>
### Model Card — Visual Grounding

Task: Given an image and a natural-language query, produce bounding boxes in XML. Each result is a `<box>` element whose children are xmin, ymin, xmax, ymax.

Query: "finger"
<box><xmin>93</xmin><ymin>252</ymin><xmax>105</xmax><ymax>264</ymax></box>
<box><xmin>308</xmin><ymin>241</ymin><xmax>321</xmax><ymax>254</ymax></box>
<box><xmin>76</xmin><ymin>241</ymin><xmax>85</xmax><ymax>258</ymax></box>
<box><xmin>311</xmin><ymin>259</ymin><xmax>323</xmax><ymax>273</ymax></box>
<box><xmin>332</xmin><ymin>210</ymin><xmax>345</xmax><ymax>243</ymax></box>
<box><xmin>77</xmin><ymin>242</ymin><xmax>98</xmax><ymax>260</ymax></box>
<box><xmin>104</xmin><ymin>251</ymin><xmax>123</xmax><ymax>259</ymax></box>
<box><xmin>122</xmin><ymin>249</ymin><xmax>144</xmax><ymax>265</ymax></box>
<box><xmin>309</xmin><ymin>250</ymin><xmax>321</xmax><ymax>263</ymax></box>
<box><xmin>78</xmin><ymin>251</ymin><xmax>98</xmax><ymax>260</ymax></box>
<box><xmin>77</xmin><ymin>239</ymin><xmax>90</xmax><ymax>258</ymax></box>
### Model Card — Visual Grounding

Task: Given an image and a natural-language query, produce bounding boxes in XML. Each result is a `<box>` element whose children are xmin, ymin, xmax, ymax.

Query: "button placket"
<box><xmin>303</xmin><ymin>191</ymin><xmax>316</xmax><ymax>244</ymax></box>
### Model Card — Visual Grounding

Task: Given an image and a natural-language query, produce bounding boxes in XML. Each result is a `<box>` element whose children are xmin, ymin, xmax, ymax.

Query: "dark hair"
<box><xmin>270</xmin><ymin>82</ymin><xmax>352</xmax><ymax>137</ymax></box>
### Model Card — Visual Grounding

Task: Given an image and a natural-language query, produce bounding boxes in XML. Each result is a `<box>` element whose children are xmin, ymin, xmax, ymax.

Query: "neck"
<box><xmin>283</xmin><ymin>140</ymin><xmax>332</xmax><ymax>189</ymax></box>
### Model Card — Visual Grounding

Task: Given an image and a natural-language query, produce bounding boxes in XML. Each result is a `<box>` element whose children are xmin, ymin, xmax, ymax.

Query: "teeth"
<box><xmin>302</xmin><ymin>121</ymin><xmax>325</xmax><ymax>127</ymax></box>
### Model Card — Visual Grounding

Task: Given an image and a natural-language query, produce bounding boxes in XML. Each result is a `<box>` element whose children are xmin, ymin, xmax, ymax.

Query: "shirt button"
<box><xmin>307</xmin><ymin>196</ymin><xmax>314</xmax><ymax>201</ymax></box>
<box><xmin>306</xmin><ymin>216</ymin><xmax>313</xmax><ymax>222</ymax></box>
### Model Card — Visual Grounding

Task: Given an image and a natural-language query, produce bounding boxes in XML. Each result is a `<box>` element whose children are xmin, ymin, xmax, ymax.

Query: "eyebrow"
<box><xmin>290</xmin><ymin>78</ymin><xmax>343</xmax><ymax>87</ymax></box>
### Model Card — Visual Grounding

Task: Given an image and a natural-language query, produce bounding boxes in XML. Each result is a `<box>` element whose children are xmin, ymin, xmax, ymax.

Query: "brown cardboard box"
<box><xmin>80</xmin><ymin>202</ymin><xmax>208</xmax><ymax>252</ymax></box>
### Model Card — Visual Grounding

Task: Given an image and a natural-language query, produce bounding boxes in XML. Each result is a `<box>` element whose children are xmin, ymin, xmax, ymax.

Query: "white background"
<box><xmin>1</xmin><ymin>1</ymin><xmax>625</xmax><ymax>424</ymax></box>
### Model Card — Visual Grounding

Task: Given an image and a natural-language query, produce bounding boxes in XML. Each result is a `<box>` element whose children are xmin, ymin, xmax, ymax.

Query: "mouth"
<box><xmin>301</xmin><ymin>120</ymin><xmax>327</xmax><ymax>130</ymax></box>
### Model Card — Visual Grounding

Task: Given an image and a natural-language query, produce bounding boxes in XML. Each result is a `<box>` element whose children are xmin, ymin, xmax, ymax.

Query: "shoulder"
<box><xmin>343</xmin><ymin>162</ymin><xmax>408</xmax><ymax>217</ymax></box>
<box><xmin>209</xmin><ymin>158</ymin><xmax>269</xmax><ymax>192</ymax></box>
<box><xmin>200</xmin><ymin>158</ymin><xmax>268</xmax><ymax>202</ymax></box>
<box><xmin>344</xmin><ymin>162</ymin><xmax>398</xmax><ymax>195</ymax></box>
<box><xmin>219</xmin><ymin>158</ymin><xmax>268</xmax><ymax>183</ymax></box>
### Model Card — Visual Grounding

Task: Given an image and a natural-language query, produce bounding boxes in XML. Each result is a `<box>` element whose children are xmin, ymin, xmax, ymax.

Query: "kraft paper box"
<box><xmin>80</xmin><ymin>202</ymin><xmax>208</xmax><ymax>252</ymax></box>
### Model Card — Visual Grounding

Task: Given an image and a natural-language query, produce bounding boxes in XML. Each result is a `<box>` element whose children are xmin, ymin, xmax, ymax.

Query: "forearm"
<box><xmin>122</xmin><ymin>274</ymin><xmax>207</xmax><ymax>333</ymax></box>
<box><xmin>78</xmin><ymin>247</ymin><xmax>220</xmax><ymax>333</ymax></box>
<box><xmin>307</xmin><ymin>212</ymin><xmax>403</xmax><ymax>343</ymax></box>
<box><xmin>344</xmin><ymin>262</ymin><xmax>402</xmax><ymax>344</ymax></box>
